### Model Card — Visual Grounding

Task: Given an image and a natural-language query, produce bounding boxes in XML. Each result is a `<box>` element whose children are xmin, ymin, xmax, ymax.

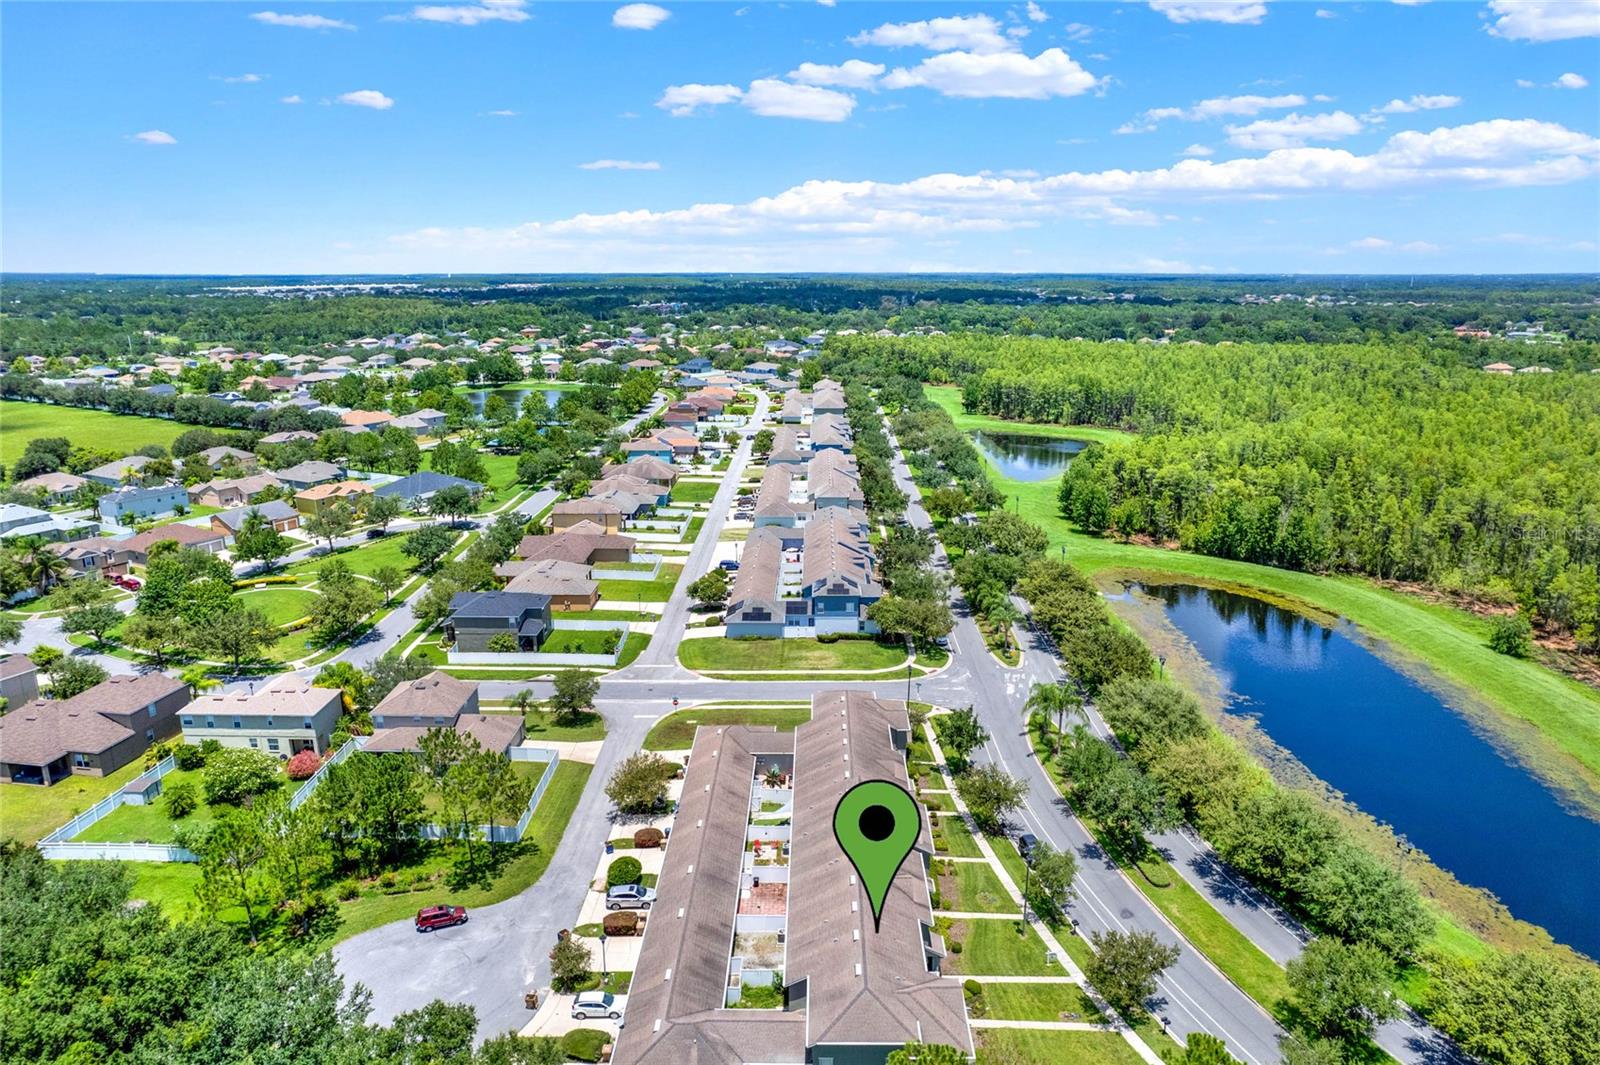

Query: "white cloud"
<box><xmin>1061</xmin><ymin>21</ymin><xmax>1095</xmax><ymax>40</ymax></box>
<box><xmin>1316</xmin><ymin>8</ymin><xmax>1337</xmax><ymax>18</ymax></box>
<box><xmin>486</xmin><ymin>109</ymin><xmax>518</xmax><ymax>116</ymax></box>
<box><xmin>883</xmin><ymin>48</ymin><xmax>1099</xmax><ymax>99</ymax></box>
<box><xmin>1026</xmin><ymin>2</ymin><xmax>1049</xmax><ymax>22</ymax></box>
<box><xmin>1341</xmin><ymin>236</ymin><xmax>1440</xmax><ymax>253</ymax></box>
<box><xmin>1148</xmin><ymin>1</ymin><xmax>1269</xmax><ymax>25</ymax></box>
<box><xmin>613</xmin><ymin>3</ymin><xmax>670</xmax><ymax>30</ymax></box>
<box><xmin>250</xmin><ymin>11</ymin><xmax>353</xmax><ymax>29</ymax></box>
<box><xmin>338</xmin><ymin>89</ymin><xmax>395</xmax><ymax>110</ymax></box>
<box><xmin>1516</xmin><ymin>78</ymin><xmax>1537</xmax><ymax>88</ymax></box>
<box><xmin>1486</xmin><ymin>0</ymin><xmax>1600</xmax><ymax>41</ymax></box>
<box><xmin>788</xmin><ymin>60</ymin><xmax>886</xmax><ymax>89</ymax></box>
<box><xmin>406</xmin><ymin>0</ymin><xmax>529</xmax><ymax>26</ymax></box>
<box><xmin>579</xmin><ymin>159</ymin><xmax>662</xmax><ymax>170</ymax></box>
<box><xmin>131</xmin><ymin>130</ymin><xmax>177</xmax><ymax>145</ymax></box>
<box><xmin>222</xmin><ymin>73</ymin><xmax>266</xmax><ymax>84</ymax></box>
<box><xmin>1118</xmin><ymin>93</ymin><xmax>1305</xmax><ymax>133</ymax></box>
<box><xmin>1555</xmin><ymin>71</ymin><xmax>1590</xmax><ymax>88</ymax></box>
<box><xmin>656</xmin><ymin>82</ymin><xmax>744</xmax><ymax>116</ymax></box>
<box><xmin>1371</xmin><ymin>94</ymin><xmax>1462</xmax><ymax>114</ymax></box>
<box><xmin>385</xmin><ymin>119</ymin><xmax>1599</xmax><ymax>269</ymax></box>
<box><xmin>1226</xmin><ymin>110</ymin><xmax>1364</xmax><ymax>149</ymax></box>
<box><xmin>280</xmin><ymin>94</ymin><xmax>303</xmax><ymax>104</ymax></box>
<box><xmin>1180</xmin><ymin>143</ymin><xmax>1215</xmax><ymax>157</ymax></box>
<box><xmin>849</xmin><ymin>14</ymin><xmax>1014</xmax><ymax>53</ymax></box>
<box><xmin>742</xmin><ymin>79</ymin><xmax>856</xmax><ymax>121</ymax></box>
<box><xmin>817</xmin><ymin>0</ymin><xmax>836</xmax><ymax>6</ymax></box>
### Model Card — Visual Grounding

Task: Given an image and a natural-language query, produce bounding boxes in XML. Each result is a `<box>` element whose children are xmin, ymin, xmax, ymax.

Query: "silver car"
<box><xmin>605</xmin><ymin>884</ymin><xmax>656</xmax><ymax>910</ymax></box>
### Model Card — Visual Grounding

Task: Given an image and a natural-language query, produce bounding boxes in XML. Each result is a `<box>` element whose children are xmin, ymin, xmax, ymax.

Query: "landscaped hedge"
<box><xmin>606</xmin><ymin>856</ymin><xmax>642</xmax><ymax>888</ymax></box>
<box><xmin>235</xmin><ymin>575</ymin><xmax>301</xmax><ymax>589</ymax></box>
<box><xmin>632</xmin><ymin>827</ymin><xmax>663</xmax><ymax>848</ymax></box>
<box><xmin>602</xmin><ymin>911</ymin><xmax>640</xmax><ymax>936</ymax></box>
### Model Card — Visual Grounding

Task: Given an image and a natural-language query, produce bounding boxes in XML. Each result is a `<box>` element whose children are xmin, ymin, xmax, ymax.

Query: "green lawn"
<box><xmin>972</xmin><ymin>981</ymin><xmax>1105</xmax><ymax>1023</ymax></box>
<box><xmin>285</xmin><ymin>533</ymin><xmax>424</xmax><ymax>580</ymax></box>
<box><xmin>930</xmin><ymin>812</ymin><xmax>983</xmax><ymax>858</ymax></box>
<box><xmin>944</xmin><ymin>917</ymin><xmax>1062</xmax><ymax>976</ymax></box>
<box><xmin>925</xmin><ymin>383</ymin><xmax>1600</xmax><ymax>795</ymax></box>
<box><xmin>975</xmin><ymin>1029</ymin><xmax>1148</xmax><ymax>1065</ymax></box>
<box><xmin>937</xmin><ymin>860</ymin><xmax>1018</xmax><ymax>913</ymax></box>
<box><xmin>0</xmin><ymin>400</ymin><xmax>191</xmax><ymax>465</ymax></box>
<box><xmin>476</xmin><ymin>452</ymin><xmax>521</xmax><ymax>491</ymax></box>
<box><xmin>541</xmin><ymin>629</ymin><xmax>625</xmax><ymax>655</ymax></box>
<box><xmin>125</xmin><ymin>760</ymin><xmax>594</xmax><ymax>945</ymax></box>
<box><xmin>237</xmin><ymin>586</ymin><xmax>320</xmax><ymax>625</ymax></box>
<box><xmin>920</xmin><ymin>790</ymin><xmax>956</xmax><ymax>813</ymax></box>
<box><xmin>0</xmin><ymin>759</ymin><xmax>149</xmax><ymax>843</ymax></box>
<box><xmin>669</xmin><ymin>480</ymin><xmax>721</xmax><ymax>504</ymax></box>
<box><xmin>507</xmin><ymin>708</ymin><xmax>608</xmax><ymax>743</ymax></box>
<box><xmin>72</xmin><ymin>767</ymin><xmax>281</xmax><ymax>844</ymax></box>
<box><xmin>422</xmin><ymin>759</ymin><xmax>546</xmax><ymax>819</ymax></box>
<box><xmin>597</xmin><ymin>564</ymin><xmax>682</xmax><ymax>604</ymax></box>
<box><xmin>593</xmin><ymin>560</ymin><xmax>657</xmax><ymax>572</ymax></box>
<box><xmin>643</xmin><ymin>705</ymin><xmax>811</xmax><ymax>750</ymax></box>
<box><xmin>678</xmin><ymin>637</ymin><xmax>909</xmax><ymax>673</ymax></box>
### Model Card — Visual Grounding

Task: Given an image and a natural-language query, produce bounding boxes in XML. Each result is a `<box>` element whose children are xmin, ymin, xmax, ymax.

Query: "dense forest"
<box><xmin>3</xmin><ymin>274</ymin><xmax>1598</xmax><ymax>363</ymax></box>
<box><xmin>832</xmin><ymin>335</ymin><xmax>1600</xmax><ymax>652</ymax></box>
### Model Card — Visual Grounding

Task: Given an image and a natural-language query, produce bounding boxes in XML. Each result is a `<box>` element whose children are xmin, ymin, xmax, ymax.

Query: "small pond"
<box><xmin>1129</xmin><ymin>581</ymin><xmax>1600</xmax><ymax>958</ymax></box>
<box><xmin>461</xmin><ymin>387</ymin><xmax>563</xmax><ymax>415</ymax></box>
<box><xmin>971</xmin><ymin>431</ymin><xmax>1086</xmax><ymax>481</ymax></box>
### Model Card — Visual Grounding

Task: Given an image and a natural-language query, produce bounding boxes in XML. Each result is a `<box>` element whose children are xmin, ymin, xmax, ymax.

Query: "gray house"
<box><xmin>275</xmin><ymin>460</ymin><xmax>345</xmax><ymax>491</ymax></box>
<box><xmin>445</xmin><ymin>591</ymin><xmax>552</xmax><ymax>652</ymax></box>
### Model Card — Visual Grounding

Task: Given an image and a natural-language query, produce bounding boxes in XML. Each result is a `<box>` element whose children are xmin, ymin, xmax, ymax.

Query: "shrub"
<box><xmin>201</xmin><ymin>747</ymin><xmax>282</xmax><ymax>805</ymax></box>
<box><xmin>560</xmin><ymin>1029</ymin><xmax>610</xmax><ymax>1063</ymax></box>
<box><xmin>1488</xmin><ymin>614</ymin><xmax>1533</xmax><ymax>658</ymax></box>
<box><xmin>284</xmin><ymin>748</ymin><xmax>322</xmax><ymax>781</ymax></box>
<box><xmin>163</xmin><ymin>780</ymin><xmax>199</xmax><ymax>819</ymax></box>
<box><xmin>336</xmin><ymin>879</ymin><xmax>360</xmax><ymax>900</ymax></box>
<box><xmin>633</xmin><ymin>827</ymin><xmax>664</xmax><ymax>848</ymax></box>
<box><xmin>816</xmin><ymin>631</ymin><xmax>840</xmax><ymax>643</ymax></box>
<box><xmin>143</xmin><ymin>740</ymin><xmax>176</xmax><ymax>770</ymax></box>
<box><xmin>173</xmin><ymin>743</ymin><xmax>206</xmax><ymax>771</ymax></box>
<box><xmin>963</xmin><ymin>979</ymin><xmax>982</xmax><ymax>997</ymax></box>
<box><xmin>602</xmin><ymin>911</ymin><xmax>640</xmax><ymax>936</ymax></box>
<box><xmin>487</xmin><ymin>632</ymin><xmax>520</xmax><ymax>653</ymax></box>
<box><xmin>606</xmin><ymin>856</ymin><xmax>643</xmax><ymax>888</ymax></box>
<box><xmin>950</xmin><ymin>941</ymin><xmax>962</xmax><ymax>954</ymax></box>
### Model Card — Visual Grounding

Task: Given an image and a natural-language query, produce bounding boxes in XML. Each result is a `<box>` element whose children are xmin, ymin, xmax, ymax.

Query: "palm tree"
<box><xmin>17</xmin><ymin>538</ymin><xmax>69</xmax><ymax>594</ymax></box>
<box><xmin>987</xmin><ymin>599</ymin><xmax>1023</xmax><ymax>655</ymax></box>
<box><xmin>180</xmin><ymin>664</ymin><xmax>221</xmax><ymax>695</ymax></box>
<box><xmin>1024</xmin><ymin>682</ymin><xmax>1083</xmax><ymax>757</ymax></box>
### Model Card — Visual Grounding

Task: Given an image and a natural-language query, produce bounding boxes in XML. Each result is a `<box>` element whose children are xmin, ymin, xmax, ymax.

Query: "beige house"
<box><xmin>181</xmin><ymin>678</ymin><xmax>343</xmax><ymax>758</ymax></box>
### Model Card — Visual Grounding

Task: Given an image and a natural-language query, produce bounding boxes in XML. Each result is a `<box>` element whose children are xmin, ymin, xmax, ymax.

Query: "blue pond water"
<box><xmin>1135</xmin><ymin>582</ymin><xmax>1600</xmax><ymax>958</ymax></box>
<box><xmin>462</xmin><ymin>387</ymin><xmax>562</xmax><ymax>414</ymax></box>
<box><xmin>971</xmin><ymin>431</ymin><xmax>1086</xmax><ymax>481</ymax></box>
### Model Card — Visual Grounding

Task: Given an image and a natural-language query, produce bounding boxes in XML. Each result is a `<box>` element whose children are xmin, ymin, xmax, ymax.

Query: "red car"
<box><xmin>415</xmin><ymin>905</ymin><xmax>468</xmax><ymax>933</ymax></box>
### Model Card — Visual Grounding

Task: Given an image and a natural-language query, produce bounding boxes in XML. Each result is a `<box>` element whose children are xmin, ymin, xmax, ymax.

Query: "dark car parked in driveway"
<box><xmin>415</xmin><ymin>905</ymin><xmax>468</xmax><ymax>932</ymax></box>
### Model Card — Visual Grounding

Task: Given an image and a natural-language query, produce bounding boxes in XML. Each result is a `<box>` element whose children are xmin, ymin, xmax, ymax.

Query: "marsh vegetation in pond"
<box><xmin>1131</xmin><ymin>581</ymin><xmax>1600</xmax><ymax>959</ymax></box>
<box><xmin>970</xmin><ymin>431</ymin><xmax>1086</xmax><ymax>481</ymax></box>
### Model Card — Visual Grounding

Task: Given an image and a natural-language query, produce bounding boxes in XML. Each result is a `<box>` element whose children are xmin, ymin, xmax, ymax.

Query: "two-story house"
<box><xmin>0</xmin><ymin>672</ymin><xmax>190</xmax><ymax>785</ymax></box>
<box><xmin>445</xmin><ymin>590</ymin><xmax>552</xmax><ymax>652</ymax></box>
<box><xmin>180</xmin><ymin>678</ymin><xmax>344</xmax><ymax>758</ymax></box>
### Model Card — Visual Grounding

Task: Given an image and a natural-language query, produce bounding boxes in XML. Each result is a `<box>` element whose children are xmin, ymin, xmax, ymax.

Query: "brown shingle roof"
<box><xmin>0</xmin><ymin>672</ymin><xmax>188</xmax><ymax>766</ymax></box>
<box><xmin>372</xmin><ymin>670</ymin><xmax>476</xmax><ymax>721</ymax></box>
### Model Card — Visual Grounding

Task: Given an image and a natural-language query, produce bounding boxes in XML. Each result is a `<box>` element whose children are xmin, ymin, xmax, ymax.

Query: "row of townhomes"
<box><xmin>612</xmin><ymin>691</ymin><xmax>971</xmax><ymax>1065</ymax></box>
<box><xmin>0</xmin><ymin>664</ymin><xmax>525</xmax><ymax>785</ymax></box>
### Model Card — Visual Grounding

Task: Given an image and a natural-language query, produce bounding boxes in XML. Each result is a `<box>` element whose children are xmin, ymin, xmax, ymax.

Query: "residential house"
<box><xmin>98</xmin><ymin>483</ymin><xmax>188</xmax><ymax>524</ymax></box>
<box><xmin>106</xmin><ymin>523</ymin><xmax>228</xmax><ymax>565</ymax></box>
<box><xmin>259</xmin><ymin>430</ymin><xmax>319</xmax><ymax>446</ymax></box>
<box><xmin>652</xmin><ymin>427</ymin><xmax>700</xmax><ymax>459</ymax></box>
<box><xmin>806</xmin><ymin>450</ymin><xmax>864</xmax><ymax>509</ymax></box>
<box><xmin>515</xmin><ymin>521</ymin><xmax>635</xmax><ymax>566</ymax></box>
<box><xmin>186</xmin><ymin>446</ymin><xmax>257</xmax><ymax>471</ymax></box>
<box><xmin>811</xmin><ymin>380</ymin><xmax>847</xmax><ymax>414</ymax></box>
<box><xmin>725</xmin><ymin>507</ymin><xmax>880</xmax><ymax>638</ymax></box>
<box><xmin>181</xmin><ymin>678</ymin><xmax>344</xmax><ymax>758</ymax></box>
<box><xmin>0</xmin><ymin>673</ymin><xmax>191</xmax><ymax>785</ymax></box>
<box><xmin>211</xmin><ymin>500</ymin><xmax>301</xmax><ymax>539</ymax></box>
<box><xmin>341</xmin><ymin>409</ymin><xmax>395</xmax><ymax>430</ymax></box>
<box><xmin>744</xmin><ymin>361</ymin><xmax>779</xmax><ymax>377</ymax></box>
<box><xmin>591</xmin><ymin>472</ymin><xmax>670</xmax><ymax>507</ymax></box>
<box><xmin>0</xmin><ymin>655</ymin><xmax>40</xmax><ymax>712</ymax></box>
<box><xmin>445</xmin><ymin>591</ymin><xmax>552</xmax><ymax>652</ymax></box>
<box><xmin>275</xmin><ymin>460</ymin><xmax>345</xmax><ymax>491</ymax></box>
<box><xmin>610</xmin><ymin>691</ymin><xmax>967</xmax><ymax>1065</ymax></box>
<box><xmin>48</xmin><ymin>538</ymin><xmax>119</xmax><ymax>578</ymax></box>
<box><xmin>761</xmin><ymin>339</ymin><xmax>802</xmax><ymax>357</ymax></box>
<box><xmin>373</xmin><ymin>471</ymin><xmax>484</xmax><ymax>507</ymax></box>
<box><xmin>602</xmin><ymin>456</ymin><xmax>678</xmax><ymax>489</ymax></box>
<box><xmin>780</xmin><ymin>391</ymin><xmax>812</xmax><ymax>423</ymax></box>
<box><xmin>14</xmin><ymin>471</ymin><xmax>88</xmax><ymax>504</ymax></box>
<box><xmin>622</xmin><ymin>438</ymin><xmax>675</xmax><ymax>463</ymax></box>
<box><xmin>389</xmin><ymin>408</ymin><xmax>447</xmax><ymax>436</ymax></box>
<box><xmin>663</xmin><ymin>401</ymin><xmax>702</xmax><ymax>428</ymax></box>
<box><xmin>499</xmin><ymin>558</ymin><xmax>599</xmax><ymax>610</ymax></box>
<box><xmin>294</xmin><ymin>480</ymin><xmax>374</xmax><ymax>516</ymax></box>
<box><xmin>0</xmin><ymin>503</ymin><xmax>97</xmax><ymax>544</ymax></box>
<box><xmin>549</xmin><ymin>498</ymin><xmax>625</xmax><ymax>534</ymax></box>
<box><xmin>83</xmin><ymin>455</ymin><xmax>157</xmax><ymax>487</ymax></box>
<box><xmin>363</xmin><ymin>672</ymin><xmax>524</xmax><ymax>756</ymax></box>
<box><xmin>189</xmin><ymin>473</ymin><xmax>285</xmax><ymax>509</ymax></box>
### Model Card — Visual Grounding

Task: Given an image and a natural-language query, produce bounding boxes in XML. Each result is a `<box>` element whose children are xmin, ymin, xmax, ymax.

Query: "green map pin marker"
<box><xmin>833</xmin><ymin>780</ymin><xmax>922</xmax><ymax>933</ymax></box>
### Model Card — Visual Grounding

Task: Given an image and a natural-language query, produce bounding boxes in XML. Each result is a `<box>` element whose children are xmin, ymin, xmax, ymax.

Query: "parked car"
<box><xmin>571</xmin><ymin>991</ymin><xmax>625</xmax><ymax>1022</ymax></box>
<box><xmin>934</xmin><ymin>635</ymin><xmax>951</xmax><ymax>650</ymax></box>
<box><xmin>606</xmin><ymin>884</ymin><xmax>656</xmax><ymax>910</ymax></box>
<box><xmin>366</xmin><ymin>528</ymin><xmax>389</xmax><ymax>539</ymax></box>
<box><xmin>112</xmin><ymin>575</ymin><xmax>142</xmax><ymax>591</ymax></box>
<box><xmin>718</xmin><ymin>560</ymin><xmax>740</xmax><ymax>571</ymax></box>
<box><xmin>1016</xmin><ymin>832</ymin><xmax>1039</xmax><ymax>863</ymax></box>
<box><xmin>414</xmin><ymin>905</ymin><xmax>468</xmax><ymax>932</ymax></box>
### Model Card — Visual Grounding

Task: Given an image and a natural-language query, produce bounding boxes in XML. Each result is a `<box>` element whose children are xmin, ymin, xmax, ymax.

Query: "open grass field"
<box><xmin>971</xmin><ymin>981</ymin><xmax>1105</xmax><ymax>1023</ymax></box>
<box><xmin>943</xmin><ymin>917</ymin><xmax>1062</xmax><ymax>976</ymax></box>
<box><xmin>541</xmin><ymin>629</ymin><xmax>625</xmax><ymax>655</ymax></box>
<box><xmin>669</xmin><ymin>480</ymin><xmax>721</xmax><ymax>504</ymax></box>
<box><xmin>0</xmin><ymin>400</ymin><xmax>189</xmax><ymax>465</ymax></box>
<box><xmin>476</xmin><ymin>452</ymin><xmax>520</xmax><ymax>491</ymax></box>
<box><xmin>285</xmin><ymin>533</ymin><xmax>423</xmax><ymax>581</ymax></box>
<box><xmin>237</xmin><ymin>586</ymin><xmax>320</xmax><ymax>626</ymax></box>
<box><xmin>975</xmin><ymin>1029</ymin><xmax>1148</xmax><ymax>1065</ymax></box>
<box><xmin>930</xmin><ymin>811</ymin><xmax>983</xmax><ymax>858</ymax></box>
<box><xmin>0</xmin><ymin>759</ymin><xmax>149</xmax><ymax>843</ymax></box>
<box><xmin>678</xmin><ymin>636</ymin><xmax>909</xmax><ymax>673</ymax></box>
<box><xmin>597</xmin><ymin>564</ymin><xmax>682</xmax><ymax>604</ymax></box>
<box><xmin>925</xmin><ymin>384</ymin><xmax>1600</xmax><ymax>801</ymax></box>
<box><xmin>643</xmin><ymin>704</ymin><xmax>811</xmax><ymax>750</ymax></box>
<box><xmin>501</xmin><ymin>708</ymin><xmax>608</xmax><ymax>743</ymax></box>
<box><xmin>71</xmin><ymin>767</ymin><xmax>236</xmax><ymax>843</ymax></box>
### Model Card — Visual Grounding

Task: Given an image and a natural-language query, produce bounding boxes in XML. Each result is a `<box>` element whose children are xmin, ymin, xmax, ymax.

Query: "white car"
<box><xmin>572</xmin><ymin>991</ymin><xmax>625</xmax><ymax>1022</ymax></box>
<box><xmin>606</xmin><ymin>884</ymin><xmax>657</xmax><ymax>910</ymax></box>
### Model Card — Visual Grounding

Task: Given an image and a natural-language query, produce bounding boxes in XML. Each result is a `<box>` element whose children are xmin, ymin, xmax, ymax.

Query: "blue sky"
<box><xmin>2</xmin><ymin>0</ymin><xmax>1597</xmax><ymax>273</ymax></box>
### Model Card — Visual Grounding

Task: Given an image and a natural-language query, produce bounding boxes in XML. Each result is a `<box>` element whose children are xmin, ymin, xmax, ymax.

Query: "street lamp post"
<box><xmin>599</xmin><ymin>933</ymin><xmax>607</xmax><ymax>982</ymax></box>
